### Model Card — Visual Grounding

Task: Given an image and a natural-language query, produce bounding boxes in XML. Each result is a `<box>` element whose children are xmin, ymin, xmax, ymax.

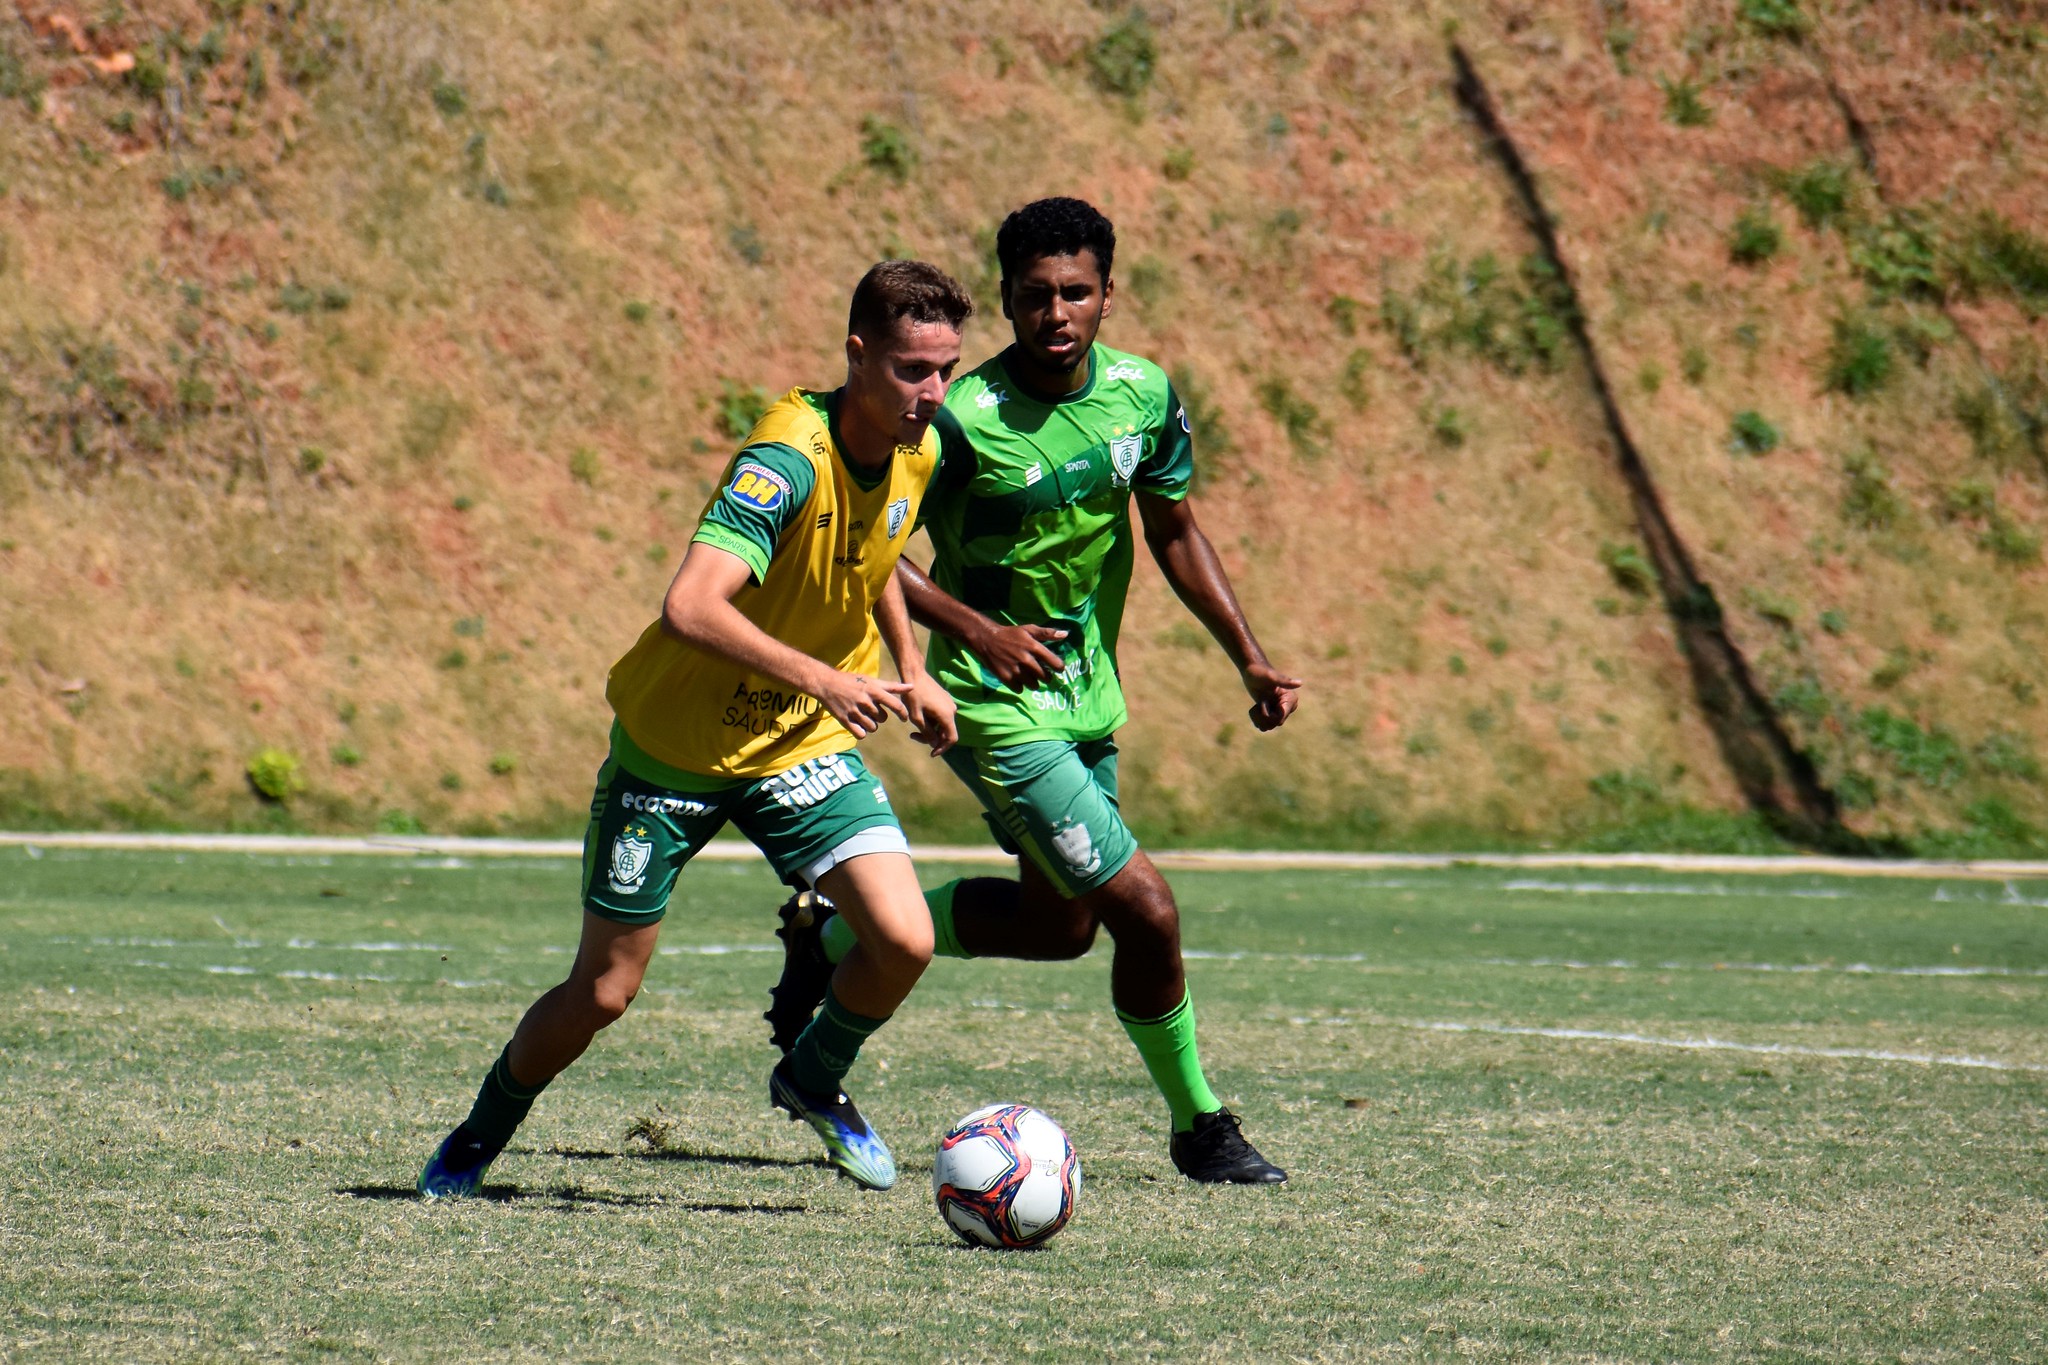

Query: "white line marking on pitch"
<box><xmin>1383</xmin><ymin>1019</ymin><xmax>2048</xmax><ymax>1074</ymax></box>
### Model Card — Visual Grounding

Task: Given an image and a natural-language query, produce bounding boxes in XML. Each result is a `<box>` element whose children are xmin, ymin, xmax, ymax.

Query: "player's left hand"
<box><xmin>903</xmin><ymin>673</ymin><xmax>959</xmax><ymax>756</ymax></box>
<box><xmin>1241</xmin><ymin>662</ymin><xmax>1303</xmax><ymax>732</ymax></box>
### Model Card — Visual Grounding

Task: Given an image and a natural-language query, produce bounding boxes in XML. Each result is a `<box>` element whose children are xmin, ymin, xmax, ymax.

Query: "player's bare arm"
<box><xmin>874</xmin><ymin>569</ymin><xmax>957</xmax><ymax>755</ymax></box>
<box><xmin>661</xmin><ymin>540</ymin><xmax>911</xmax><ymax>739</ymax></box>
<box><xmin>894</xmin><ymin>557</ymin><xmax>1068</xmax><ymax>687</ymax></box>
<box><xmin>1135</xmin><ymin>489</ymin><xmax>1303</xmax><ymax>732</ymax></box>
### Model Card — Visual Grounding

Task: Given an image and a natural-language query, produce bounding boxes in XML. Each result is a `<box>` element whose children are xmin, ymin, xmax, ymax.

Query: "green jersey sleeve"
<box><xmin>692</xmin><ymin>442</ymin><xmax>817</xmax><ymax>583</ymax></box>
<box><xmin>1137</xmin><ymin>380</ymin><xmax>1195</xmax><ymax>499</ymax></box>
<box><xmin>918</xmin><ymin>405</ymin><xmax>977</xmax><ymax>528</ymax></box>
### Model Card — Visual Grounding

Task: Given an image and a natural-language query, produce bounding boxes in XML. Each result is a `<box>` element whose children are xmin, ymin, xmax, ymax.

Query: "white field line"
<box><xmin>7</xmin><ymin>830</ymin><xmax>2048</xmax><ymax>881</ymax></box>
<box><xmin>1390</xmin><ymin>1019</ymin><xmax>2048</xmax><ymax>1075</ymax></box>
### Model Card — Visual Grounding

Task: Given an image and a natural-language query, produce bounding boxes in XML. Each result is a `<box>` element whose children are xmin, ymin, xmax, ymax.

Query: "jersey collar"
<box><xmin>997</xmin><ymin>345</ymin><xmax>1097</xmax><ymax>405</ymax></box>
<box><xmin>823</xmin><ymin>386</ymin><xmax>893</xmax><ymax>491</ymax></box>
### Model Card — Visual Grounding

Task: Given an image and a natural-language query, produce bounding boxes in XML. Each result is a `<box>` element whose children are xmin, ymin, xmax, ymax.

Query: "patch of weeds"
<box><xmin>298</xmin><ymin>447</ymin><xmax>326</xmax><ymax>475</ymax></box>
<box><xmin>1980</xmin><ymin>515</ymin><xmax>2042</xmax><ymax>565</ymax></box>
<box><xmin>718</xmin><ymin>382</ymin><xmax>772</xmax><ymax>441</ymax></box>
<box><xmin>432</xmin><ymin>82</ymin><xmax>467</xmax><ymax>116</ymax></box>
<box><xmin>1976</xmin><ymin>732</ymin><xmax>2042</xmax><ymax>782</ymax></box>
<box><xmin>1088</xmin><ymin>12</ymin><xmax>1157</xmax><ymax>97</ymax></box>
<box><xmin>1954</xmin><ymin>385</ymin><xmax>2036</xmax><ymax>466</ymax></box>
<box><xmin>1779</xmin><ymin>160</ymin><xmax>1853</xmax><ymax>231</ymax></box>
<box><xmin>246</xmin><ymin>748</ymin><xmax>306</xmax><ymax>803</ymax></box>
<box><xmin>1942</xmin><ymin>477</ymin><xmax>1997</xmax><ymax>521</ymax></box>
<box><xmin>1589</xmin><ymin>768</ymin><xmax>1667</xmax><ymax>821</ymax></box>
<box><xmin>622</xmin><ymin>300</ymin><xmax>652</xmax><ymax>324</ymax></box>
<box><xmin>453</xmin><ymin>616</ymin><xmax>485</xmax><ymax>639</ymax></box>
<box><xmin>1841</xmin><ymin>449</ymin><xmax>1904</xmax><ymax>530</ymax></box>
<box><xmin>330</xmin><ymin>744</ymin><xmax>362</xmax><ymax>768</ymax></box>
<box><xmin>1327</xmin><ymin>295</ymin><xmax>1362</xmax><ymax>337</ymax></box>
<box><xmin>439</xmin><ymin>771</ymin><xmax>463</xmax><ymax>792</ymax></box>
<box><xmin>1772</xmin><ymin>675</ymin><xmax>1831</xmax><ymax>723</ymax></box>
<box><xmin>1869</xmin><ymin>646</ymin><xmax>1916</xmax><ymax>689</ymax></box>
<box><xmin>646</xmin><ymin>543</ymin><xmax>668</xmax><ymax>565</ymax></box>
<box><xmin>278</xmin><ymin>282</ymin><xmax>351</xmax><ymax>315</ymax></box>
<box><xmin>728</xmin><ymin>224</ymin><xmax>765</xmax><ymax>266</ymax></box>
<box><xmin>1599</xmin><ymin>541</ymin><xmax>1657</xmax><ymax>595</ymax></box>
<box><xmin>1743</xmin><ymin>587</ymin><xmax>1799</xmax><ymax>627</ymax></box>
<box><xmin>1604</xmin><ymin>23</ymin><xmax>1636</xmax><ymax>73</ymax></box>
<box><xmin>1727</xmin><ymin>208</ymin><xmax>1781</xmax><ymax>265</ymax></box>
<box><xmin>566</xmin><ymin>446</ymin><xmax>600</xmax><ymax>485</ymax></box>
<box><xmin>1</xmin><ymin>43</ymin><xmax>46</xmax><ymax>109</ymax></box>
<box><xmin>858</xmin><ymin>116</ymin><xmax>916</xmax><ymax>181</ymax></box>
<box><xmin>1915</xmin><ymin>798</ymin><xmax>2048</xmax><ymax>858</ymax></box>
<box><xmin>1485</xmin><ymin>635</ymin><xmax>1509</xmax><ymax>658</ymax></box>
<box><xmin>1637</xmin><ymin>362</ymin><xmax>1664</xmax><ymax>395</ymax></box>
<box><xmin>1824</xmin><ymin>314</ymin><xmax>1893</xmax><ymax>396</ymax></box>
<box><xmin>1953</xmin><ymin>212</ymin><xmax>2048</xmax><ymax>310</ymax></box>
<box><xmin>377</xmin><ymin>809</ymin><xmax>426</xmax><ymax>835</ymax></box>
<box><xmin>1404</xmin><ymin>731</ymin><xmax>1440</xmax><ymax>757</ymax></box>
<box><xmin>1447</xmin><ymin>653</ymin><xmax>1469</xmax><ymax>677</ymax></box>
<box><xmin>1849</xmin><ymin>212</ymin><xmax>1944</xmax><ymax>299</ymax></box>
<box><xmin>1431</xmin><ymin>406</ymin><xmax>1467</xmax><ymax>448</ymax></box>
<box><xmin>1379</xmin><ymin>252</ymin><xmax>1571</xmax><ymax>376</ymax></box>
<box><xmin>1257</xmin><ymin>379</ymin><xmax>1325</xmax><ymax>457</ymax></box>
<box><xmin>1680</xmin><ymin>345</ymin><xmax>1709</xmax><ymax>384</ymax></box>
<box><xmin>1857</xmin><ymin>706</ymin><xmax>1966</xmax><ymax>788</ymax></box>
<box><xmin>1738</xmin><ymin>0</ymin><xmax>1810</xmax><ymax>40</ymax></box>
<box><xmin>489</xmin><ymin>752</ymin><xmax>518</xmax><ymax>777</ymax></box>
<box><xmin>438</xmin><ymin>649</ymin><xmax>467</xmax><ymax>670</ymax></box>
<box><xmin>1727</xmin><ymin>410</ymin><xmax>1780</xmax><ymax>455</ymax></box>
<box><xmin>1818</xmin><ymin>608</ymin><xmax>1847</xmax><ymax>635</ymax></box>
<box><xmin>1161</xmin><ymin>147</ymin><xmax>1194</xmax><ymax>181</ymax></box>
<box><xmin>1339</xmin><ymin>349</ymin><xmax>1372</xmax><ymax>412</ymax></box>
<box><xmin>1658</xmin><ymin>75</ymin><xmax>1712</xmax><ymax>127</ymax></box>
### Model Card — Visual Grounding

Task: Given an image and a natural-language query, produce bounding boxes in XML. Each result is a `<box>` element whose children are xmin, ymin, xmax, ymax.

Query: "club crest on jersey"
<box><xmin>886</xmin><ymin>496</ymin><xmax>910</xmax><ymax>538</ymax></box>
<box><xmin>1109</xmin><ymin>433</ymin><xmax>1142</xmax><ymax>485</ymax></box>
<box><xmin>727</xmin><ymin>461</ymin><xmax>791</xmax><ymax>512</ymax></box>
<box><xmin>608</xmin><ymin>830</ymin><xmax>653</xmax><ymax>895</ymax></box>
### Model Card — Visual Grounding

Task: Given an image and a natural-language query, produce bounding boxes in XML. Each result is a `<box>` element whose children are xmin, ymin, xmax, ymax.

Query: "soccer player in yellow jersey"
<box><xmin>418</xmin><ymin>261</ymin><xmax>974</xmax><ymax>1195</ymax></box>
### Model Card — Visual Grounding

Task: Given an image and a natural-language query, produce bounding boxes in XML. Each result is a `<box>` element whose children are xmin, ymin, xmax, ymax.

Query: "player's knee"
<box><xmin>1102</xmin><ymin>883</ymin><xmax>1179</xmax><ymax>951</ymax></box>
<box><xmin>581</xmin><ymin>973</ymin><xmax>640</xmax><ymax>1027</ymax></box>
<box><xmin>866</xmin><ymin>918</ymin><xmax>935</xmax><ymax>985</ymax></box>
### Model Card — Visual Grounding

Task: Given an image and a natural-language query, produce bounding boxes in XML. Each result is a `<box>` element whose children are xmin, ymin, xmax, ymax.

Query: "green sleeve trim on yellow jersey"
<box><xmin>696</xmin><ymin>441</ymin><xmax>817</xmax><ymax>583</ymax></box>
<box><xmin>691</xmin><ymin>522</ymin><xmax>770</xmax><ymax>582</ymax></box>
<box><xmin>609</xmin><ymin>721</ymin><xmax>748</xmax><ymax>793</ymax></box>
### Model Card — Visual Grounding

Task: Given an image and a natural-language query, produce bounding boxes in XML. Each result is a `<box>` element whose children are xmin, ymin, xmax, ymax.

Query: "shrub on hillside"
<box><xmin>1727</xmin><ymin>208</ymin><xmax>1781</xmax><ymax>266</ymax></box>
<box><xmin>1825</xmin><ymin>316</ymin><xmax>1893</xmax><ymax>396</ymax></box>
<box><xmin>1087</xmin><ymin>13</ymin><xmax>1157</xmax><ymax>97</ymax></box>
<box><xmin>1739</xmin><ymin>0</ymin><xmax>1811</xmax><ymax>39</ymax></box>
<box><xmin>1780</xmin><ymin>160</ymin><xmax>1854</xmax><ymax>231</ymax></box>
<box><xmin>1658</xmin><ymin>76</ymin><xmax>1711</xmax><ymax>127</ymax></box>
<box><xmin>1841</xmin><ymin>450</ymin><xmax>1904</xmax><ymax>530</ymax></box>
<box><xmin>1727</xmin><ymin>410</ymin><xmax>1780</xmax><ymax>454</ymax></box>
<box><xmin>247</xmin><ymin>748</ymin><xmax>306</xmax><ymax>803</ymax></box>
<box><xmin>1599</xmin><ymin>541</ymin><xmax>1656</xmax><ymax>595</ymax></box>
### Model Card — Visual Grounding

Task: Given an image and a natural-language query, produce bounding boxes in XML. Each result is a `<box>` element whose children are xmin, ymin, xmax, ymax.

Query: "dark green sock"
<box><xmin>462</xmin><ymin>1045</ymin><xmax>550</xmax><ymax>1148</ymax></box>
<box><xmin>1116</xmin><ymin>987</ymin><xmax>1223</xmax><ymax>1133</ymax></box>
<box><xmin>789</xmin><ymin>987</ymin><xmax>888</xmax><ymax>1095</ymax></box>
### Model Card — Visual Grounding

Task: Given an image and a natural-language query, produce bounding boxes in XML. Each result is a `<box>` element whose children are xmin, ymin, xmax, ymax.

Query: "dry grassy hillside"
<box><xmin>0</xmin><ymin>0</ymin><xmax>2041</xmax><ymax>850</ymax></box>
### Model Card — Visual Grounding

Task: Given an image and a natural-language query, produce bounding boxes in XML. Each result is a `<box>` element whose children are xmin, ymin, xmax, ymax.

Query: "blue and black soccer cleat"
<box><xmin>769</xmin><ymin>1057</ymin><xmax>896</xmax><ymax>1191</ymax></box>
<box><xmin>417</xmin><ymin>1124</ymin><xmax>500</xmax><ymax>1200</ymax></box>
<box><xmin>765</xmin><ymin>890</ymin><xmax>838</xmax><ymax>1055</ymax></box>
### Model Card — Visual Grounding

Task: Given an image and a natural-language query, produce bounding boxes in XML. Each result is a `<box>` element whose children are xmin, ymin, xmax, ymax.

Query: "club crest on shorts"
<box><xmin>608</xmin><ymin>830</ymin><xmax>653</xmax><ymax>894</ymax></box>
<box><xmin>1109</xmin><ymin>433</ymin><xmax>1142</xmax><ymax>486</ymax></box>
<box><xmin>1051</xmin><ymin>818</ymin><xmax>1101</xmax><ymax>878</ymax></box>
<box><xmin>886</xmin><ymin>496</ymin><xmax>910</xmax><ymax>539</ymax></box>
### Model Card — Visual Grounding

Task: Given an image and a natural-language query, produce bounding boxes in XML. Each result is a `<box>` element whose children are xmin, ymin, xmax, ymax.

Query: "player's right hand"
<box><xmin>815</xmin><ymin>672</ymin><xmax>913</xmax><ymax>738</ymax></box>
<box><xmin>970</xmin><ymin>622</ymin><xmax>1068</xmax><ymax>687</ymax></box>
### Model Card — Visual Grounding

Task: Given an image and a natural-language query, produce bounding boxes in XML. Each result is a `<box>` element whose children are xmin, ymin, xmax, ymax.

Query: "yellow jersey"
<box><xmin>604</xmin><ymin>388</ymin><xmax>940</xmax><ymax>779</ymax></box>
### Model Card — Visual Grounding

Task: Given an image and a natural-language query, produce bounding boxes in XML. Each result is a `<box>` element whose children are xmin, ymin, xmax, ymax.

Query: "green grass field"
<box><xmin>5</xmin><ymin>847</ymin><xmax>2045</xmax><ymax>1362</ymax></box>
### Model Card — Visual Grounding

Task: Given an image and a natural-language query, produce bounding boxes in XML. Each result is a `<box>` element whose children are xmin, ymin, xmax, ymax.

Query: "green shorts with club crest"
<box><xmin>581</xmin><ymin>723</ymin><xmax>909</xmax><ymax>925</ymax></box>
<box><xmin>941</xmin><ymin>737</ymin><xmax>1140</xmax><ymax>900</ymax></box>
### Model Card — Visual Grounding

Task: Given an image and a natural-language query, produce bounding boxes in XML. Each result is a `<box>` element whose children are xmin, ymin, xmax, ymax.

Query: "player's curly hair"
<box><xmin>847</xmin><ymin>259</ymin><xmax>974</xmax><ymax>342</ymax></box>
<box><xmin>996</xmin><ymin>197</ymin><xmax>1116</xmax><ymax>286</ymax></box>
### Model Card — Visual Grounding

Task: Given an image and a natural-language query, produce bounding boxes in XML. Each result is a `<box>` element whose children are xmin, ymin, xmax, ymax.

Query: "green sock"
<box><xmin>818</xmin><ymin>879</ymin><xmax>974</xmax><ymax>964</ymax></box>
<box><xmin>462</xmin><ymin>1044</ymin><xmax>550</xmax><ymax>1148</ymax></box>
<box><xmin>1116</xmin><ymin>987</ymin><xmax>1222</xmax><ymax>1133</ymax></box>
<box><xmin>789</xmin><ymin>987</ymin><xmax>888</xmax><ymax>1094</ymax></box>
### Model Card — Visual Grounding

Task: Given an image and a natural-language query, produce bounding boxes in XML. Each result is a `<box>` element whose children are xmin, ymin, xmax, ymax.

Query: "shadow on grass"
<box><xmin>337</xmin><ymin>1183</ymin><xmax>810</xmax><ymax>1214</ymax></box>
<box><xmin>544</xmin><ymin>1144</ymin><xmax>827</xmax><ymax>1172</ymax></box>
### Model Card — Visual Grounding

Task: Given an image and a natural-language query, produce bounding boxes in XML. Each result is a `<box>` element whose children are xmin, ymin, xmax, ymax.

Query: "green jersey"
<box><xmin>925</xmin><ymin>342</ymin><xmax>1195</xmax><ymax>747</ymax></box>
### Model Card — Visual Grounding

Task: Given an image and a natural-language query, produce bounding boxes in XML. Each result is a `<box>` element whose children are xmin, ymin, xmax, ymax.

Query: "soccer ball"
<box><xmin>931</xmin><ymin>1104</ymin><xmax>1082</xmax><ymax>1249</ymax></box>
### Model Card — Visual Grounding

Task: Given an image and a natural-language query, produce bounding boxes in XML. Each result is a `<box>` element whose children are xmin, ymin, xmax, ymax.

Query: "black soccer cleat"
<box><xmin>764</xmin><ymin>889</ymin><xmax>838</xmax><ymax>1054</ymax></box>
<box><xmin>1170</xmin><ymin>1109</ymin><xmax>1289</xmax><ymax>1184</ymax></box>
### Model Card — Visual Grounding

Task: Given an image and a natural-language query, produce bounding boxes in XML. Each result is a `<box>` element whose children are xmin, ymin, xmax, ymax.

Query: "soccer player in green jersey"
<box><xmin>768</xmin><ymin>198</ymin><xmax>1304</xmax><ymax>1183</ymax></box>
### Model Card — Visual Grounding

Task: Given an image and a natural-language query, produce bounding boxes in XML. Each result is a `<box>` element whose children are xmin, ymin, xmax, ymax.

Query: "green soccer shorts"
<box><xmin>941</xmin><ymin>737</ymin><xmax>1140</xmax><ymax>900</ymax></box>
<box><xmin>581</xmin><ymin>746</ymin><xmax>908</xmax><ymax>925</ymax></box>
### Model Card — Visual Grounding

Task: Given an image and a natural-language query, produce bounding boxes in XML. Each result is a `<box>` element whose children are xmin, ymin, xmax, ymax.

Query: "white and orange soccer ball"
<box><xmin>931</xmin><ymin>1104</ymin><xmax>1082</xmax><ymax>1249</ymax></box>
